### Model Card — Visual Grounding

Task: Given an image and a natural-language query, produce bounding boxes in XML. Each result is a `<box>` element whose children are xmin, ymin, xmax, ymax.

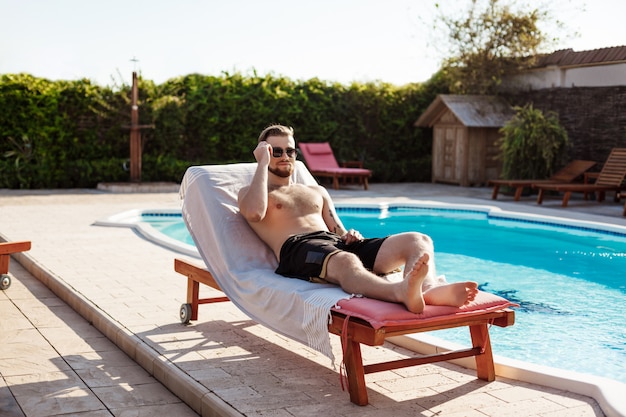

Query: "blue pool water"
<box><xmin>144</xmin><ymin>207</ymin><xmax>626</xmax><ymax>384</ymax></box>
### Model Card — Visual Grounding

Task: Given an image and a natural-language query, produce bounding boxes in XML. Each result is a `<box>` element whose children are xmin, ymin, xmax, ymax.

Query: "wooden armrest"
<box><xmin>0</xmin><ymin>241</ymin><xmax>31</xmax><ymax>255</ymax></box>
<box><xmin>1</xmin><ymin>241</ymin><xmax>31</xmax><ymax>279</ymax></box>
<box><xmin>174</xmin><ymin>258</ymin><xmax>222</xmax><ymax>291</ymax></box>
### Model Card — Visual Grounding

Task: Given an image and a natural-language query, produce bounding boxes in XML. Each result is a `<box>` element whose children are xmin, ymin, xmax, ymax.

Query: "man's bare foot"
<box><xmin>423</xmin><ymin>281</ymin><xmax>479</xmax><ymax>308</ymax></box>
<box><xmin>402</xmin><ymin>254</ymin><xmax>429</xmax><ymax>313</ymax></box>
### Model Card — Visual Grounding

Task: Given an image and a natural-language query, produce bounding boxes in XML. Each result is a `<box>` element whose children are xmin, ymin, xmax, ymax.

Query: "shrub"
<box><xmin>498</xmin><ymin>103</ymin><xmax>569</xmax><ymax>180</ymax></box>
<box><xmin>1</xmin><ymin>72</ymin><xmax>440</xmax><ymax>188</ymax></box>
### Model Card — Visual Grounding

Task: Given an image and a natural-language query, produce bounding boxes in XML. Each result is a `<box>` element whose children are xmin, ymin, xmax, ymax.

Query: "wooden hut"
<box><xmin>415</xmin><ymin>95</ymin><xmax>514</xmax><ymax>186</ymax></box>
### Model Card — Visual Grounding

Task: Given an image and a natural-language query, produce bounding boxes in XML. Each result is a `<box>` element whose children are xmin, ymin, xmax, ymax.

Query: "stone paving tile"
<box><xmin>90</xmin><ymin>381</ymin><xmax>182</xmax><ymax>408</ymax></box>
<box><xmin>110</xmin><ymin>403</ymin><xmax>201</xmax><ymax>417</ymax></box>
<box><xmin>0</xmin><ymin>378</ymin><xmax>26</xmax><ymax>417</ymax></box>
<box><xmin>6</xmin><ymin>371</ymin><xmax>106</xmax><ymax>417</ymax></box>
<box><xmin>478</xmin><ymin>396</ymin><xmax>571</xmax><ymax>417</ymax></box>
<box><xmin>0</xmin><ymin>262</ymin><xmax>199</xmax><ymax>417</ymax></box>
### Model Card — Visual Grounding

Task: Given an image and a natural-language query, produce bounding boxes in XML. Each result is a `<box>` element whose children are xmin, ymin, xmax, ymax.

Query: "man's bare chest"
<box><xmin>268</xmin><ymin>185</ymin><xmax>322</xmax><ymax>215</ymax></box>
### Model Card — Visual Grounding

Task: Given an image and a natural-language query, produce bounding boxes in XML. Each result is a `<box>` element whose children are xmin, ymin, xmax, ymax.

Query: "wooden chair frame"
<box><xmin>488</xmin><ymin>159</ymin><xmax>596</xmax><ymax>201</ymax></box>
<box><xmin>534</xmin><ymin>148</ymin><xmax>626</xmax><ymax>207</ymax></box>
<box><xmin>175</xmin><ymin>258</ymin><xmax>515</xmax><ymax>406</ymax></box>
<box><xmin>1</xmin><ymin>241</ymin><xmax>32</xmax><ymax>290</ymax></box>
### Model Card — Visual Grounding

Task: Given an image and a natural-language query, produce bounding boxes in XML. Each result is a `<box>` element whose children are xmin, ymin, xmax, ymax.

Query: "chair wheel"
<box><xmin>1</xmin><ymin>274</ymin><xmax>11</xmax><ymax>290</ymax></box>
<box><xmin>180</xmin><ymin>303</ymin><xmax>192</xmax><ymax>324</ymax></box>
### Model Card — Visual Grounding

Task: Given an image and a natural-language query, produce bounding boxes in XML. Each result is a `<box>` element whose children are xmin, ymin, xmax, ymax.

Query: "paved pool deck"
<box><xmin>1</xmin><ymin>182</ymin><xmax>624</xmax><ymax>417</ymax></box>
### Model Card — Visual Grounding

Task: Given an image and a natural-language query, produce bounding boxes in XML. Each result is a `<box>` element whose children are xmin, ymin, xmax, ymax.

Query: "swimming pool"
<box><xmin>100</xmin><ymin>204</ymin><xmax>626</xmax><ymax>386</ymax></box>
<box><xmin>336</xmin><ymin>206</ymin><xmax>626</xmax><ymax>385</ymax></box>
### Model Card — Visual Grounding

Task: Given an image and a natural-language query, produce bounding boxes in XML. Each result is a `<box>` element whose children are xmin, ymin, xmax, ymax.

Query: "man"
<box><xmin>238</xmin><ymin>124</ymin><xmax>478</xmax><ymax>313</ymax></box>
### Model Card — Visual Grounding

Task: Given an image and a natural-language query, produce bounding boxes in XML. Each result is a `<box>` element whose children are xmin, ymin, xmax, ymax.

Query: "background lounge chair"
<box><xmin>534</xmin><ymin>148</ymin><xmax>626</xmax><ymax>207</ymax></box>
<box><xmin>488</xmin><ymin>160</ymin><xmax>596</xmax><ymax>201</ymax></box>
<box><xmin>299</xmin><ymin>142</ymin><xmax>372</xmax><ymax>190</ymax></box>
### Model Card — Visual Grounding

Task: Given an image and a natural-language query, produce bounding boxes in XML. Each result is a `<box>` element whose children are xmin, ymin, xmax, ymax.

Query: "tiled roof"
<box><xmin>535</xmin><ymin>45</ymin><xmax>626</xmax><ymax>68</ymax></box>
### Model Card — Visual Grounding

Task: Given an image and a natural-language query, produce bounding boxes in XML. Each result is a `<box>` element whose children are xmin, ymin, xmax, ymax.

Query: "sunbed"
<box><xmin>534</xmin><ymin>148</ymin><xmax>626</xmax><ymax>207</ymax></box>
<box><xmin>299</xmin><ymin>142</ymin><xmax>372</xmax><ymax>190</ymax></box>
<box><xmin>488</xmin><ymin>160</ymin><xmax>596</xmax><ymax>201</ymax></box>
<box><xmin>175</xmin><ymin>162</ymin><xmax>516</xmax><ymax>405</ymax></box>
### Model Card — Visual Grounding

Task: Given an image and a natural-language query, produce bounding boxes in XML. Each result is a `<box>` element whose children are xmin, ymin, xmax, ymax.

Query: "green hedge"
<box><xmin>1</xmin><ymin>72</ymin><xmax>445</xmax><ymax>188</ymax></box>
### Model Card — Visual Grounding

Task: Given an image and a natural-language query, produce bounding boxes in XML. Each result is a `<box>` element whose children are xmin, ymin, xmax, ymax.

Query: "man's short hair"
<box><xmin>258</xmin><ymin>124</ymin><xmax>294</xmax><ymax>143</ymax></box>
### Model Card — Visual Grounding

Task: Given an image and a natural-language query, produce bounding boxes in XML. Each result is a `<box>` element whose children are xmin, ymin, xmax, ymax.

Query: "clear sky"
<box><xmin>1</xmin><ymin>0</ymin><xmax>624</xmax><ymax>87</ymax></box>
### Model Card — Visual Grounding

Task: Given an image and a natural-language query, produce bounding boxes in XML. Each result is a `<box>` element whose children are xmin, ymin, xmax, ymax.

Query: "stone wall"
<box><xmin>505</xmin><ymin>86</ymin><xmax>626</xmax><ymax>165</ymax></box>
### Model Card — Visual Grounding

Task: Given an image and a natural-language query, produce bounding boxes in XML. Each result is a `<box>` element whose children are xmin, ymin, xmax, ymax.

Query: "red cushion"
<box><xmin>332</xmin><ymin>291</ymin><xmax>515</xmax><ymax>329</ymax></box>
<box><xmin>305</xmin><ymin>142</ymin><xmax>333</xmax><ymax>155</ymax></box>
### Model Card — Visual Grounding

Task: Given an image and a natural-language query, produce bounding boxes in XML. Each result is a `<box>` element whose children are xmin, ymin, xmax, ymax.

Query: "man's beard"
<box><xmin>268</xmin><ymin>165</ymin><xmax>293</xmax><ymax>178</ymax></box>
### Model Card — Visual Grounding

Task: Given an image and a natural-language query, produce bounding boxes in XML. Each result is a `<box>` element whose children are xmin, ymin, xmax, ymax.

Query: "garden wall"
<box><xmin>506</xmin><ymin>86</ymin><xmax>626</xmax><ymax>164</ymax></box>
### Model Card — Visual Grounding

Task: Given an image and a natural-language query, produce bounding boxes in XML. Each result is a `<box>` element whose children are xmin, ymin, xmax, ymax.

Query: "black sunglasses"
<box><xmin>272</xmin><ymin>147</ymin><xmax>298</xmax><ymax>158</ymax></box>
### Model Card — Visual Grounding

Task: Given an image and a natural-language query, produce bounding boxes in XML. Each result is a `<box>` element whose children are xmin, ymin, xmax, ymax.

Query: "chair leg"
<box><xmin>0</xmin><ymin>255</ymin><xmax>9</xmax><ymax>276</ymax></box>
<box><xmin>470</xmin><ymin>323</ymin><xmax>495</xmax><ymax>381</ymax></box>
<box><xmin>561</xmin><ymin>191</ymin><xmax>571</xmax><ymax>207</ymax></box>
<box><xmin>536</xmin><ymin>189</ymin><xmax>545</xmax><ymax>204</ymax></box>
<box><xmin>513</xmin><ymin>186</ymin><xmax>523</xmax><ymax>201</ymax></box>
<box><xmin>491</xmin><ymin>185</ymin><xmax>500</xmax><ymax>200</ymax></box>
<box><xmin>186</xmin><ymin>278</ymin><xmax>200</xmax><ymax>321</ymax></box>
<box><xmin>343</xmin><ymin>338</ymin><xmax>368</xmax><ymax>405</ymax></box>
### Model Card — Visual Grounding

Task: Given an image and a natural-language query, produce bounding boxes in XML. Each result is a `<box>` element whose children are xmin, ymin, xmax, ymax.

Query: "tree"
<box><xmin>434</xmin><ymin>0</ymin><xmax>556</xmax><ymax>94</ymax></box>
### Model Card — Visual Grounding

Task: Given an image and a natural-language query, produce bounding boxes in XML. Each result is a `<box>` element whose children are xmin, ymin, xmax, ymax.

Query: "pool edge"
<box><xmin>390</xmin><ymin>334</ymin><xmax>626</xmax><ymax>417</ymax></box>
<box><xmin>94</xmin><ymin>208</ymin><xmax>200</xmax><ymax>259</ymax></box>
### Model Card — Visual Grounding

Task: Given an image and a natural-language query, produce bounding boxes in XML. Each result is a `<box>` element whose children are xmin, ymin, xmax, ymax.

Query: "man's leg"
<box><xmin>324</xmin><ymin>250</ymin><xmax>429</xmax><ymax>313</ymax></box>
<box><xmin>372</xmin><ymin>232</ymin><xmax>479</xmax><ymax>308</ymax></box>
<box><xmin>372</xmin><ymin>232</ymin><xmax>438</xmax><ymax>285</ymax></box>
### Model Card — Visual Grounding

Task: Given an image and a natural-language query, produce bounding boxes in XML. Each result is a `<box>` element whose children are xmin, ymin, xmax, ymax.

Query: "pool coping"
<box><xmin>94</xmin><ymin>202</ymin><xmax>626</xmax><ymax>417</ymax></box>
<box><xmin>390</xmin><ymin>334</ymin><xmax>626</xmax><ymax>417</ymax></box>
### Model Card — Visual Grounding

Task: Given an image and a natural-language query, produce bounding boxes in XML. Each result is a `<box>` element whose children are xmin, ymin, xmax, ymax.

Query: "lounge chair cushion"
<box><xmin>305</xmin><ymin>142</ymin><xmax>334</xmax><ymax>155</ymax></box>
<box><xmin>334</xmin><ymin>291</ymin><xmax>515</xmax><ymax>329</ymax></box>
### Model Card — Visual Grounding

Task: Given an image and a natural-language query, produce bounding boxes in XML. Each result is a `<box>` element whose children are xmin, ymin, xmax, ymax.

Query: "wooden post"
<box><xmin>130</xmin><ymin>71</ymin><xmax>141</xmax><ymax>183</ymax></box>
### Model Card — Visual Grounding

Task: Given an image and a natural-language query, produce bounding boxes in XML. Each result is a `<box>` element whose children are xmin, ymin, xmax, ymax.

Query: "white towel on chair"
<box><xmin>179</xmin><ymin>161</ymin><xmax>350</xmax><ymax>359</ymax></box>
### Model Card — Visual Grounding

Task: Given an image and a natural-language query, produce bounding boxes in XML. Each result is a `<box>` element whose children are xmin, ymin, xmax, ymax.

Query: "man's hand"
<box><xmin>253</xmin><ymin>141</ymin><xmax>272</xmax><ymax>166</ymax></box>
<box><xmin>341</xmin><ymin>229</ymin><xmax>363</xmax><ymax>244</ymax></box>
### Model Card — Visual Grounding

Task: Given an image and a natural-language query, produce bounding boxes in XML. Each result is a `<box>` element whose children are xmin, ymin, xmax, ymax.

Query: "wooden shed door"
<box><xmin>432</xmin><ymin>125</ymin><xmax>466</xmax><ymax>184</ymax></box>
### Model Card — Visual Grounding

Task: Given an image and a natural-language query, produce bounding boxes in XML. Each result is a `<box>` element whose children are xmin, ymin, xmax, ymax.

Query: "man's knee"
<box><xmin>404</xmin><ymin>232</ymin><xmax>433</xmax><ymax>249</ymax></box>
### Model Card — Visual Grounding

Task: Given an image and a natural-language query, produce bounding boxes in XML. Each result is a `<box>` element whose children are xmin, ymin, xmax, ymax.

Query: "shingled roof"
<box><xmin>414</xmin><ymin>95</ymin><xmax>514</xmax><ymax>128</ymax></box>
<box><xmin>534</xmin><ymin>45</ymin><xmax>626</xmax><ymax>68</ymax></box>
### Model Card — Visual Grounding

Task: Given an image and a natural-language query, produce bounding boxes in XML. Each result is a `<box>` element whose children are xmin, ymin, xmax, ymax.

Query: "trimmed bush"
<box><xmin>1</xmin><ymin>72</ymin><xmax>439</xmax><ymax>188</ymax></box>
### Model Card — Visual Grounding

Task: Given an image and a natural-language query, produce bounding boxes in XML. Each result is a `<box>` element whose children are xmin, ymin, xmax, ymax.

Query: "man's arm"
<box><xmin>238</xmin><ymin>142</ymin><xmax>271</xmax><ymax>222</ymax></box>
<box><xmin>319</xmin><ymin>185</ymin><xmax>347</xmax><ymax>235</ymax></box>
<box><xmin>320</xmin><ymin>185</ymin><xmax>364</xmax><ymax>243</ymax></box>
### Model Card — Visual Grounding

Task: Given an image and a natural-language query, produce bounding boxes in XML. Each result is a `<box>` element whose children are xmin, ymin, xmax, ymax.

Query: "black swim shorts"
<box><xmin>275</xmin><ymin>231</ymin><xmax>387</xmax><ymax>282</ymax></box>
